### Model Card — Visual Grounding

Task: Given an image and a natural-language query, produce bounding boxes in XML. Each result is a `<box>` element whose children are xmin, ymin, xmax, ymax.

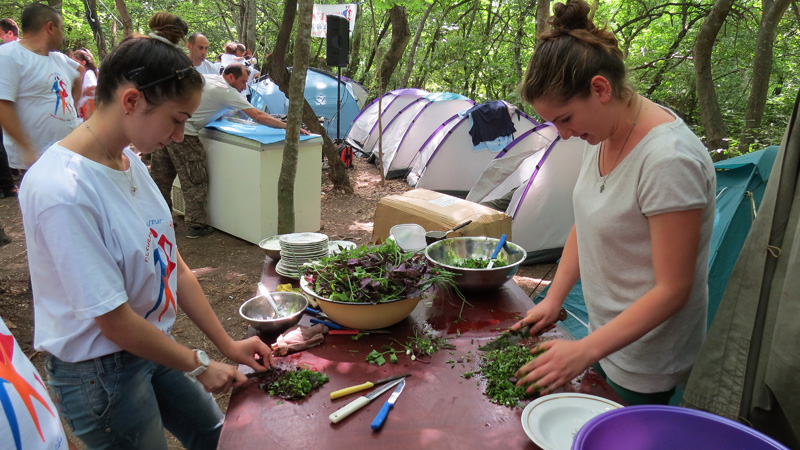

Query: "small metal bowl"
<box><xmin>239</xmin><ymin>291</ymin><xmax>308</xmax><ymax>334</ymax></box>
<box><xmin>424</xmin><ymin>236</ymin><xmax>527</xmax><ymax>292</ymax></box>
<box><xmin>258</xmin><ymin>235</ymin><xmax>283</xmax><ymax>260</ymax></box>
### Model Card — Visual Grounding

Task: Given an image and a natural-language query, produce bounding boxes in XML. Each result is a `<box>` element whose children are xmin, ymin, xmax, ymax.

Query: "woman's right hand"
<box><xmin>196</xmin><ymin>361</ymin><xmax>247</xmax><ymax>394</ymax></box>
<box><xmin>510</xmin><ymin>298</ymin><xmax>564</xmax><ymax>336</ymax></box>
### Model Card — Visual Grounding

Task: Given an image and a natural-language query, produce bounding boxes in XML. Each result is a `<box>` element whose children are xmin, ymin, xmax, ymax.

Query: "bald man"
<box><xmin>187</xmin><ymin>32</ymin><xmax>218</xmax><ymax>75</ymax></box>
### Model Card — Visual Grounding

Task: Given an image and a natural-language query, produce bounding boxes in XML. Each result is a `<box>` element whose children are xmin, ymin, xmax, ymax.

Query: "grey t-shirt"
<box><xmin>573</xmin><ymin>107</ymin><xmax>716</xmax><ymax>393</ymax></box>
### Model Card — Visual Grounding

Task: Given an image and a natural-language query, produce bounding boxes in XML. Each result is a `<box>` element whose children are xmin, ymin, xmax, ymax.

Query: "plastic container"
<box><xmin>390</xmin><ymin>223</ymin><xmax>427</xmax><ymax>252</ymax></box>
<box><xmin>572</xmin><ymin>405</ymin><xmax>789</xmax><ymax>450</ymax></box>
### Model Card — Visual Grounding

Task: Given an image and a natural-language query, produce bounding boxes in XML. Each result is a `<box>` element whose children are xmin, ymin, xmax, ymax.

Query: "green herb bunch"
<box><xmin>365</xmin><ymin>331</ymin><xmax>453</xmax><ymax>365</ymax></box>
<box><xmin>262</xmin><ymin>367</ymin><xmax>330</xmax><ymax>400</ymax></box>
<box><xmin>303</xmin><ymin>239</ymin><xmax>459</xmax><ymax>304</ymax></box>
<box><xmin>469</xmin><ymin>345</ymin><xmax>541</xmax><ymax>407</ymax></box>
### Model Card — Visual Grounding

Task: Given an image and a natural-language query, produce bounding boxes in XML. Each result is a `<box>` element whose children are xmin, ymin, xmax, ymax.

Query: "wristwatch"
<box><xmin>186</xmin><ymin>349</ymin><xmax>210</xmax><ymax>381</ymax></box>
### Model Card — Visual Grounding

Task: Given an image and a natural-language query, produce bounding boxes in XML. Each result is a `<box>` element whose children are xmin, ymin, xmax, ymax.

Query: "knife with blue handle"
<box><xmin>370</xmin><ymin>378</ymin><xmax>406</xmax><ymax>430</ymax></box>
<box><xmin>329</xmin><ymin>377</ymin><xmax>405</xmax><ymax>424</ymax></box>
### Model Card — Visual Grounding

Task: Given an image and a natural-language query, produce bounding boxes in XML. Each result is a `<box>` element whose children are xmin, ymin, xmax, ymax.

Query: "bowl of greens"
<box><xmin>239</xmin><ymin>291</ymin><xmax>307</xmax><ymax>334</ymax></box>
<box><xmin>424</xmin><ymin>237</ymin><xmax>527</xmax><ymax>291</ymax></box>
<box><xmin>300</xmin><ymin>239</ymin><xmax>459</xmax><ymax>329</ymax></box>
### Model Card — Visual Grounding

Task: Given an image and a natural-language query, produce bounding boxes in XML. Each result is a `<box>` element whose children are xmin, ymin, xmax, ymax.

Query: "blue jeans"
<box><xmin>45</xmin><ymin>352</ymin><xmax>224</xmax><ymax>450</ymax></box>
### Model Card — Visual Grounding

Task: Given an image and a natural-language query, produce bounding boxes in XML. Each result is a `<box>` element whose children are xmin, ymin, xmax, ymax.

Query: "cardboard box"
<box><xmin>371</xmin><ymin>189</ymin><xmax>512</xmax><ymax>244</ymax></box>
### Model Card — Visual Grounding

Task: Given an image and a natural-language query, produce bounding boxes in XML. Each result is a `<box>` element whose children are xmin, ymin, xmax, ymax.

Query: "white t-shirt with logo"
<box><xmin>0</xmin><ymin>42</ymin><xmax>80</xmax><ymax>169</ymax></box>
<box><xmin>0</xmin><ymin>319</ymin><xmax>69</xmax><ymax>450</ymax></box>
<box><xmin>20</xmin><ymin>144</ymin><xmax>178</xmax><ymax>362</ymax></box>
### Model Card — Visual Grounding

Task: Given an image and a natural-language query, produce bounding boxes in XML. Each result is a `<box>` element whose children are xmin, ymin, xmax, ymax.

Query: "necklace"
<box><xmin>85</xmin><ymin>123</ymin><xmax>137</xmax><ymax>195</ymax></box>
<box><xmin>599</xmin><ymin>96</ymin><xmax>643</xmax><ymax>193</ymax></box>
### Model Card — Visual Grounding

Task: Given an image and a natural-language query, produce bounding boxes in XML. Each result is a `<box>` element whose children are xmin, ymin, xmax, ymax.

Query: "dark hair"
<box><xmin>0</xmin><ymin>17</ymin><xmax>19</xmax><ymax>36</ymax></box>
<box><xmin>519</xmin><ymin>0</ymin><xmax>633</xmax><ymax>105</ymax></box>
<box><xmin>224</xmin><ymin>42</ymin><xmax>238</xmax><ymax>54</ymax></box>
<box><xmin>95</xmin><ymin>12</ymin><xmax>202</xmax><ymax>108</ymax></box>
<box><xmin>20</xmin><ymin>3</ymin><xmax>60</xmax><ymax>34</ymax></box>
<box><xmin>73</xmin><ymin>49</ymin><xmax>97</xmax><ymax>74</ymax></box>
<box><xmin>235</xmin><ymin>43</ymin><xmax>245</xmax><ymax>53</ymax></box>
<box><xmin>223</xmin><ymin>63</ymin><xmax>246</xmax><ymax>78</ymax></box>
<box><xmin>148</xmin><ymin>12</ymin><xmax>188</xmax><ymax>46</ymax></box>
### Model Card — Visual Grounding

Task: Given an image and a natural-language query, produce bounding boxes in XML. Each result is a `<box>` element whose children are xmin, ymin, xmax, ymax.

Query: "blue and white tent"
<box><xmin>250</xmin><ymin>67</ymin><xmax>368</xmax><ymax>140</ymax></box>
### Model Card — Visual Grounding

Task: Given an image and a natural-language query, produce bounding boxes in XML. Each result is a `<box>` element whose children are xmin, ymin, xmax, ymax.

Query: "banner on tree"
<box><xmin>312</xmin><ymin>4</ymin><xmax>358</xmax><ymax>38</ymax></box>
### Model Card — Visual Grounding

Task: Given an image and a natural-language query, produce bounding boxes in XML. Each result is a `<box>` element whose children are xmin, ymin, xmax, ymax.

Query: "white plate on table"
<box><xmin>521</xmin><ymin>393</ymin><xmax>623</xmax><ymax>450</ymax></box>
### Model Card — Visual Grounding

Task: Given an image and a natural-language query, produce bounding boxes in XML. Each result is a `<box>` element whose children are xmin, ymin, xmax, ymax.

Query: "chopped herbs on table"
<box><xmin>472</xmin><ymin>345</ymin><xmax>541</xmax><ymax>407</ymax></box>
<box><xmin>302</xmin><ymin>239</ymin><xmax>461</xmax><ymax>304</ymax></box>
<box><xmin>257</xmin><ymin>366</ymin><xmax>330</xmax><ymax>400</ymax></box>
<box><xmin>364</xmin><ymin>330</ymin><xmax>454</xmax><ymax>366</ymax></box>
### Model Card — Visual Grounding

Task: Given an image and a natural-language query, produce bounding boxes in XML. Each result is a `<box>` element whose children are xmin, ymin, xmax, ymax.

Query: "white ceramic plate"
<box><xmin>521</xmin><ymin>393</ymin><xmax>623</xmax><ymax>450</ymax></box>
<box><xmin>329</xmin><ymin>240</ymin><xmax>357</xmax><ymax>254</ymax></box>
<box><xmin>279</xmin><ymin>232</ymin><xmax>329</xmax><ymax>246</ymax></box>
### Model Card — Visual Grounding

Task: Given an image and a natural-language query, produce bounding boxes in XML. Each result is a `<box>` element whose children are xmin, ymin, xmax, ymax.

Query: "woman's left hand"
<box><xmin>222</xmin><ymin>336</ymin><xmax>275</xmax><ymax>371</ymax></box>
<box><xmin>515</xmin><ymin>339</ymin><xmax>595</xmax><ymax>394</ymax></box>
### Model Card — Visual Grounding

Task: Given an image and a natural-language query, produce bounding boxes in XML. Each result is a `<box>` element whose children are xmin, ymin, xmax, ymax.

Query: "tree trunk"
<box><xmin>345</xmin><ymin>5</ymin><xmax>362</xmax><ymax>79</ymax></box>
<box><xmin>536</xmin><ymin>0</ymin><xmax>551</xmax><ymax>38</ymax></box>
<box><xmin>379</xmin><ymin>5</ymin><xmax>411</xmax><ymax>90</ymax></box>
<box><xmin>278</xmin><ymin>0</ymin><xmax>313</xmax><ymax>234</ymax></box>
<box><xmin>216</xmin><ymin>1</ymin><xmax>237</xmax><ymax>42</ymax></box>
<box><xmin>514</xmin><ymin>0</ymin><xmax>537</xmax><ymax>80</ymax></box>
<box><xmin>241</xmin><ymin>0</ymin><xmax>257</xmax><ymax>54</ymax></box>
<box><xmin>114</xmin><ymin>0</ymin><xmax>134</xmax><ymax>39</ymax></box>
<box><xmin>363</xmin><ymin>14</ymin><xmax>391</xmax><ymax>77</ymax></box>
<box><xmin>738</xmin><ymin>0</ymin><xmax>791</xmax><ymax>153</ymax></box>
<box><xmin>693</xmin><ymin>0</ymin><xmax>734</xmax><ymax>158</ymax></box>
<box><xmin>83</xmin><ymin>0</ymin><xmax>108</xmax><ymax>59</ymax></box>
<box><xmin>401</xmin><ymin>1</ymin><xmax>435</xmax><ymax>88</ymax></box>
<box><xmin>268</xmin><ymin>0</ymin><xmax>353</xmax><ymax>193</ymax></box>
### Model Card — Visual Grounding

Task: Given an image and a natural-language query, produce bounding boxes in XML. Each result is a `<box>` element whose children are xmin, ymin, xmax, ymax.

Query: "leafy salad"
<box><xmin>302</xmin><ymin>239</ymin><xmax>459</xmax><ymax>304</ymax></box>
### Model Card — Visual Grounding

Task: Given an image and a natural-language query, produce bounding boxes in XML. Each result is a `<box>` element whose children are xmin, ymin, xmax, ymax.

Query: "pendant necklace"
<box><xmin>85</xmin><ymin>123</ymin><xmax>137</xmax><ymax>195</ymax></box>
<box><xmin>599</xmin><ymin>96</ymin><xmax>643</xmax><ymax>193</ymax></box>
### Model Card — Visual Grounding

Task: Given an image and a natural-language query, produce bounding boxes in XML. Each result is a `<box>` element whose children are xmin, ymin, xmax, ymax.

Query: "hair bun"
<box><xmin>148</xmin><ymin>11</ymin><xmax>188</xmax><ymax>45</ymax></box>
<box><xmin>549</xmin><ymin>0</ymin><xmax>595</xmax><ymax>33</ymax></box>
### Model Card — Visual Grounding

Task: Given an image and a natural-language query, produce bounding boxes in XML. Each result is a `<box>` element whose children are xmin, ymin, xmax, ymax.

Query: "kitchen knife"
<box><xmin>329</xmin><ymin>372</ymin><xmax>411</xmax><ymax>399</ymax></box>
<box><xmin>329</xmin><ymin>377</ymin><xmax>405</xmax><ymax>424</ymax></box>
<box><xmin>478</xmin><ymin>307</ymin><xmax>569</xmax><ymax>351</ymax></box>
<box><xmin>370</xmin><ymin>378</ymin><xmax>406</xmax><ymax>430</ymax></box>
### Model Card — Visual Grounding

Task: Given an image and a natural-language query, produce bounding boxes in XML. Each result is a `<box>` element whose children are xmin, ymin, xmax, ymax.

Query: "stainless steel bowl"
<box><xmin>239</xmin><ymin>291</ymin><xmax>308</xmax><ymax>334</ymax></box>
<box><xmin>424</xmin><ymin>237</ymin><xmax>527</xmax><ymax>291</ymax></box>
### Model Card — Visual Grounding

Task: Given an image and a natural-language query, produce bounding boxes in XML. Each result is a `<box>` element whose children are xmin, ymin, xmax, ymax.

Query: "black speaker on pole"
<box><xmin>326</xmin><ymin>15</ymin><xmax>350</xmax><ymax>67</ymax></box>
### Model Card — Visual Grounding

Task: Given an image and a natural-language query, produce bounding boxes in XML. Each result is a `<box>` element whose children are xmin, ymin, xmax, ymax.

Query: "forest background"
<box><xmin>2</xmin><ymin>0</ymin><xmax>799</xmax><ymax>164</ymax></box>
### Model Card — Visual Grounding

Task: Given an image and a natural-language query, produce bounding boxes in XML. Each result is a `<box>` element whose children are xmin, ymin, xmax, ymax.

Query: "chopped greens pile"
<box><xmin>258</xmin><ymin>366</ymin><xmax>330</xmax><ymax>400</ymax></box>
<box><xmin>453</xmin><ymin>257</ymin><xmax>508</xmax><ymax>269</ymax></box>
<box><xmin>365</xmin><ymin>331</ymin><xmax>454</xmax><ymax>366</ymax></box>
<box><xmin>303</xmin><ymin>239</ymin><xmax>459</xmax><ymax>304</ymax></box>
<box><xmin>466</xmin><ymin>345</ymin><xmax>541</xmax><ymax>407</ymax></box>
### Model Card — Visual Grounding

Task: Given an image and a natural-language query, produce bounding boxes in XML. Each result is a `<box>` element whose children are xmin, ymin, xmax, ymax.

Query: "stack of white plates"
<box><xmin>276</xmin><ymin>232</ymin><xmax>330</xmax><ymax>279</ymax></box>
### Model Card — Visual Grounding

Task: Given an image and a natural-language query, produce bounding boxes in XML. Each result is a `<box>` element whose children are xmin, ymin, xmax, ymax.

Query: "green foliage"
<box><xmin>47</xmin><ymin>0</ymin><xmax>800</xmax><ymax>156</ymax></box>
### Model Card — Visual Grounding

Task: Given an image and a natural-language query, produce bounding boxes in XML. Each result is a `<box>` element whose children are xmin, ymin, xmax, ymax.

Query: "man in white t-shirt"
<box><xmin>0</xmin><ymin>4</ymin><xmax>82</xmax><ymax>171</ymax></box>
<box><xmin>187</xmin><ymin>33</ymin><xmax>218</xmax><ymax>75</ymax></box>
<box><xmin>150</xmin><ymin>63</ymin><xmax>302</xmax><ymax>238</ymax></box>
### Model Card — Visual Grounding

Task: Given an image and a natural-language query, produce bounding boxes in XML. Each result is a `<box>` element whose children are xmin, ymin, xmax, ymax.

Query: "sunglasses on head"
<box><xmin>125</xmin><ymin>66</ymin><xmax>196</xmax><ymax>91</ymax></box>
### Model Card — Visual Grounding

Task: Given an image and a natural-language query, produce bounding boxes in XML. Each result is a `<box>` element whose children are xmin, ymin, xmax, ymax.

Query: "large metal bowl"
<box><xmin>239</xmin><ymin>291</ymin><xmax>308</xmax><ymax>334</ymax></box>
<box><xmin>424</xmin><ymin>237</ymin><xmax>527</xmax><ymax>291</ymax></box>
<box><xmin>300</xmin><ymin>278</ymin><xmax>422</xmax><ymax>329</ymax></box>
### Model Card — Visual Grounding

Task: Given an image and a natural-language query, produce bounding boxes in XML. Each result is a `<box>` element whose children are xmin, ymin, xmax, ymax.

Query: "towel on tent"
<box><xmin>466</xmin><ymin>100</ymin><xmax>517</xmax><ymax>145</ymax></box>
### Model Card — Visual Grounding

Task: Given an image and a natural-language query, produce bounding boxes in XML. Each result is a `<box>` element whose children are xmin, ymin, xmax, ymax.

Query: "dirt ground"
<box><xmin>0</xmin><ymin>156</ymin><xmax>556</xmax><ymax>448</ymax></box>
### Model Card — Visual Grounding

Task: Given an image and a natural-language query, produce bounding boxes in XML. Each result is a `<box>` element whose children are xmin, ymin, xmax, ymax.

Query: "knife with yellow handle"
<box><xmin>329</xmin><ymin>378</ymin><xmax>405</xmax><ymax>424</ymax></box>
<box><xmin>329</xmin><ymin>372</ymin><xmax>410</xmax><ymax>399</ymax></box>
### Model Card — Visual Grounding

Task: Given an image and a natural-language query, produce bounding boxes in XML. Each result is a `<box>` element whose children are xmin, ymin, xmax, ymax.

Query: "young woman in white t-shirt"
<box><xmin>19</xmin><ymin>12</ymin><xmax>274</xmax><ymax>450</ymax></box>
<box><xmin>510</xmin><ymin>0</ymin><xmax>715</xmax><ymax>405</ymax></box>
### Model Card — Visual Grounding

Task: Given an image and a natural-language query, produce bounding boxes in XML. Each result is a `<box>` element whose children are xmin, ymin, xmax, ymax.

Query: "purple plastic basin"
<box><xmin>572</xmin><ymin>405</ymin><xmax>789</xmax><ymax>450</ymax></box>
